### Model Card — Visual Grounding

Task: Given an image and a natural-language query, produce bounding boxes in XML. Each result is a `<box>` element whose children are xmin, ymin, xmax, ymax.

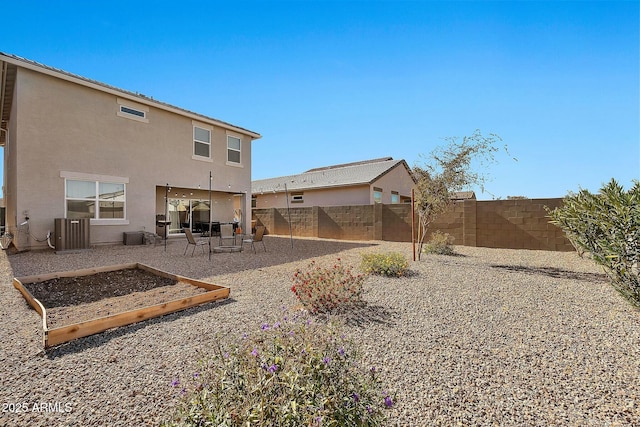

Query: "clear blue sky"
<box><xmin>3</xmin><ymin>0</ymin><xmax>638</xmax><ymax>199</ymax></box>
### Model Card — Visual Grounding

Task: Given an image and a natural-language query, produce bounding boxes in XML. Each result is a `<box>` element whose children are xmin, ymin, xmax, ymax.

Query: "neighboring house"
<box><xmin>252</xmin><ymin>157</ymin><xmax>416</xmax><ymax>209</ymax></box>
<box><xmin>0</xmin><ymin>53</ymin><xmax>261</xmax><ymax>250</ymax></box>
<box><xmin>451</xmin><ymin>191</ymin><xmax>476</xmax><ymax>201</ymax></box>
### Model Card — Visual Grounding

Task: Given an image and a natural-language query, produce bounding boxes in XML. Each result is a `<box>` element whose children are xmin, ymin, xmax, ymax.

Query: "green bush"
<box><xmin>547</xmin><ymin>179</ymin><xmax>640</xmax><ymax>307</ymax></box>
<box><xmin>162</xmin><ymin>312</ymin><xmax>394</xmax><ymax>426</ymax></box>
<box><xmin>360</xmin><ymin>252</ymin><xmax>409</xmax><ymax>277</ymax></box>
<box><xmin>422</xmin><ymin>231</ymin><xmax>455</xmax><ymax>255</ymax></box>
<box><xmin>291</xmin><ymin>259</ymin><xmax>365</xmax><ymax>314</ymax></box>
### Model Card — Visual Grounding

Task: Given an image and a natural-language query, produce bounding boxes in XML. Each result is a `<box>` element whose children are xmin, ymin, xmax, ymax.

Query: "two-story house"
<box><xmin>0</xmin><ymin>53</ymin><xmax>260</xmax><ymax>250</ymax></box>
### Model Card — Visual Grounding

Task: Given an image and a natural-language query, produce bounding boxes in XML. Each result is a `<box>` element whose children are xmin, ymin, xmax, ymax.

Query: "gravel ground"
<box><xmin>0</xmin><ymin>235</ymin><xmax>639</xmax><ymax>426</ymax></box>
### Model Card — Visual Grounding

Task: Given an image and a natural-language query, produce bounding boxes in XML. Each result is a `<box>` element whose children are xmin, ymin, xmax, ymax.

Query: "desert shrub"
<box><xmin>291</xmin><ymin>259</ymin><xmax>365</xmax><ymax>314</ymax></box>
<box><xmin>162</xmin><ymin>312</ymin><xmax>394</xmax><ymax>427</ymax></box>
<box><xmin>422</xmin><ymin>231</ymin><xmax>455</xmax><ymax>255</ymax></box>
<box><xmin>547</xmin><ymin>179</ymin><xmax>640</xmax><ymax>307</ymax></box>
<box><xmin>360</xmin><ymin>252</ymin><xmax>409</xmax><ymax>277</ymax></box>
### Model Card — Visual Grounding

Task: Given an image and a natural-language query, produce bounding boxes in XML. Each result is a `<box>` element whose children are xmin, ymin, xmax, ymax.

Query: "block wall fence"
<box><xmin>252</xmin><ymin>198</ymin><xmax>574</xmax><ymax>252</ymax></box>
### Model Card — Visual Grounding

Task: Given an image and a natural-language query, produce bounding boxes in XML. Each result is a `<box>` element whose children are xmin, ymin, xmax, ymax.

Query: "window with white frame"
<box><xmin>66</xmin><ymin>180</ymin><xmax>126</xmax><ymax>219</ymax></box>
<box><xmin>373</xmin><ymin>187</ymin><xmax>383</xmax><ymax>204</ymax></box>
<box><xmin>194</xmin><ymin>125</ymin><xmax>211</xmax><ymax>158</ymax></box>
<box><xmin>291</xmin><ymin>192</ymin><xmax>304</xmax><ymax>203</ymax></box>
<box><xmin>391</xmin><ymin>191</ymin><xmax>400</xmax><ymax>204</ymax></box>
<box><xmin>227</xmin><ymin>135</ymin><xmax>241</xmax><ymax>164</ymax></box>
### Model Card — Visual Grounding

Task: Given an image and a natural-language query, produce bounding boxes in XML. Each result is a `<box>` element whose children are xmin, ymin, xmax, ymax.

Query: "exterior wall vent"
<box><xmin>54</xmin><ymin>218</ymin><xmax>90</xmax><ymax>251</ymax></box>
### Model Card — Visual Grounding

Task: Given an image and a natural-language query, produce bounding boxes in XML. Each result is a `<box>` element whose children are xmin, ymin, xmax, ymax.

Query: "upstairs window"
<box><xmin>194</xmin><ymin>125</ymin><xmax>211</xmax><ymax>159</ymax></box>
<box><xmin>227</xmin><ymin>135</ymin><xmax>241</xmax><ymax>164</ymax></box>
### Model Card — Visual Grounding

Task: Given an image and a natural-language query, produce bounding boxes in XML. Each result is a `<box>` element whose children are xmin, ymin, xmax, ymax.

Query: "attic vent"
<box><xmin>120</xmin><ymin>106</ymin><xmax>145</xmax><ymax>118</ymax></box>
<box><xmin>116</xmin><ymin>98</ymin><xmax>149</xmax><ymax>123</ymax></box>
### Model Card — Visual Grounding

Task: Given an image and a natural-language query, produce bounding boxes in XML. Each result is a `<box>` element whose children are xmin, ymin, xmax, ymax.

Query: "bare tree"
<box><xmin>413</xmin><ymin>129</ymin><xmax>509</xmax><ymax>259</ymax></box>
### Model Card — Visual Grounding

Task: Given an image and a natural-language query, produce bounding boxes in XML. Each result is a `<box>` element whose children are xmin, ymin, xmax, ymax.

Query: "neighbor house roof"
<box><xmin>252</xmin><ymin>157</ymin><xmax>415</xmax><ymax>193</ymax></box>
<box><xmin>451</xmin><ymin>191</ymin><xmax>476</xmax><ymax>200</ymax></box>
<box><xmin>0</xmin><ymin>52</ymin><xmax>261</xmax><ymax>141</ymax></box>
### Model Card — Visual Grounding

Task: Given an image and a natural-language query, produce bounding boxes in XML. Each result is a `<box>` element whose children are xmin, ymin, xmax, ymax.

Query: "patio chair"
<box><xmin>219</xmin><ymin>223</ymin><xmax>236</xmax><ymax>247</ymax></box>
<box><xmin>184</xmin><ymin>228</ymin><xmax>208</xmax><ymax>256</ymax></box>
<box><xmin>242</xmin><ymin>226</ymin><xmax>266</xmax><ymax>253</ymax></box>
<box><xmin>211</xmin><ymin>221</ymin><xmax>221</xmax><ymax>237</ymax></box>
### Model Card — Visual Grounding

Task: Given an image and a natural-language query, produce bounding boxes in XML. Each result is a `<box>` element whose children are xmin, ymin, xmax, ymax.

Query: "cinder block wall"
<box><xmin>382</xmin><ymin>204</ymin><xmax>412</xmax><ymax>241</ymax></box>
<box><xmin>253</xmin><ymin>207</ymin><xmax>316</xmax><ymax>237</ymax></box>
<box><xmin>253</xmin><ymin>198</ymin><xmax>573</xmax><ymax>251</ymax></box>
<box><xmin>253</xmin><ymin>208</ymin><xmax>273</xmax><ymax>234</ymax></box>
<box><xmin>423</xmin><ymin>201</ymin><xmax>465</xmax><ymax>245</ymax></box>
<box><xmin>475</xmin><ymin>198</ymin><xmax>572</xmax><ymax>251</ymax></box>
<box><xmin>319</xmin><ymin>205</ymin><xmax>376</xmax><ymax>240</ymax></box>
<box><xmin>286</xmin><ymin>207</ymin><xmax>316</xmax><ymax>237</ymax></box>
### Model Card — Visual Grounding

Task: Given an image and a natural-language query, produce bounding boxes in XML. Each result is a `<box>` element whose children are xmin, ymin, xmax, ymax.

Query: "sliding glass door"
<box><xmin>167</xmin><ymin>199</ymin><xmax>210</xmax><ymax>235</ymax></box>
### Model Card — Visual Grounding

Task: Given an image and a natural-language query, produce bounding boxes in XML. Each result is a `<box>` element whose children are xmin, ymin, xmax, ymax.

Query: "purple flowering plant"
<box><xmin>163</xmin><ymin>310</ymin><xmax>394</xmax><ymax>426</ymax></box>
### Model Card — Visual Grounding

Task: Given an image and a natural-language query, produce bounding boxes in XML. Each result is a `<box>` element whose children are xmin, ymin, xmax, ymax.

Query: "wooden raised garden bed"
<box><xmin>13</xmin><ymin>263</ymin><xmax>230</xmax><ymax>348</ymax></box>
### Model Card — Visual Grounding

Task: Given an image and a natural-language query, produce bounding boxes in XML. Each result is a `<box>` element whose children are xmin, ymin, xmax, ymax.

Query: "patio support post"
<box><xmin>208</xmin><ymin>171</ymin><xmax>212</xmax><ymax>261</ymax></box>
<box><xmin>285</xmin><ymin>183</ymin><xmax>293</xmax><ymax>249</ymax></box>
<box><xmin>165</xmin><ymin>183</ymin><xmax>169</xmax><ymax>252</ymax></box>
<box><xmin>411</xmin><ymin>188</ymin><xmax>415</xmax><ymax>261</ymax></box>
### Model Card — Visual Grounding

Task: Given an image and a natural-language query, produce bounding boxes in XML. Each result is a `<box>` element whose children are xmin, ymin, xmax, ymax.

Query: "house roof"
<box><xmin>0</xmin><ymin>52</ymin><xmax>261</xmax><ymax>142</ymax></box>
<box><xmin>451</xmin><ymin>191</ymin><xmax>476</xmax><ymax>200</ymax></box>
<box><xmin>252</xmin><ymin>157</ymin><xmax>415</xmax><ymax>193</ymax></box>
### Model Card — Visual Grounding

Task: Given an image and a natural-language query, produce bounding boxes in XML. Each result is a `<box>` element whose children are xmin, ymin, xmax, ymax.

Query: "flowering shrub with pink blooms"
<box><xmin>291</xmin><ymin>259</ymin><xmax>365</xmax><ymax>314</ymax></box>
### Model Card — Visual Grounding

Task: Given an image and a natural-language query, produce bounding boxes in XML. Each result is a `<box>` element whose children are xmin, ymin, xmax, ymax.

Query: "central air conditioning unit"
<box><xmin>54</xmin><ymin>218</ymin><xmax>90</xmax><ymax>251</ymax></box>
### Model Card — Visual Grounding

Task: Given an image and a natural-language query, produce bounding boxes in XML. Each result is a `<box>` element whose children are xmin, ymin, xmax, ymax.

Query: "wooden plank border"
<box><xmin>13</xmin><ymin>263</ymin><xmax>230</xmax><ymax>348</ymax></box>
<box><xmin>13</xmin><ymin>278</ymin><xmax>49</xmax><ymax>347</ymax></box>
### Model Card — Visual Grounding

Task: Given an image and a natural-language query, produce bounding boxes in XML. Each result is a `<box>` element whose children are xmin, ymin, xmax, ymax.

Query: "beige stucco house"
<box><xmin>0</xmin><ymin>53</ymin><xmax>260</xmax><ymax>250</ymax></box>
<box><xmin>252</xmin><ymin>157</ymin><xmax>416</xmax><ymax>209</ymax></box>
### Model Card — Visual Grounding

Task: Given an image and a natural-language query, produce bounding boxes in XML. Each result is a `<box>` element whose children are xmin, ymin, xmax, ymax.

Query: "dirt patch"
<box><xmin>24</xmin><ymin>269</ymin><xmax>208</xmax><ymax>328</ymax></box>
